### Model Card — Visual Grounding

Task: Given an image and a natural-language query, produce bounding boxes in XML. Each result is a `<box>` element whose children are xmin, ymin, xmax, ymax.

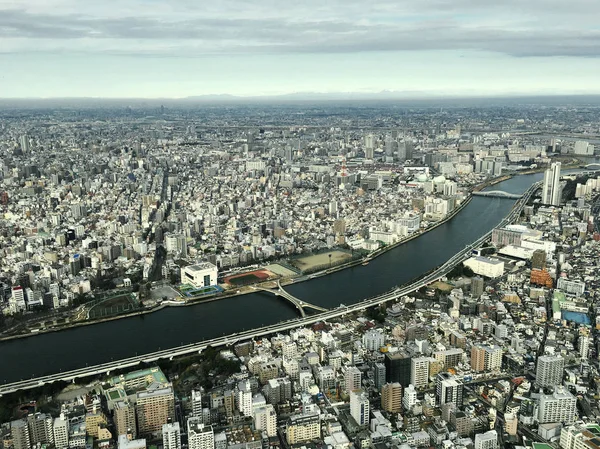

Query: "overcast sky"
<box><xmin>1</xmin><ymin>0</ymin><xmax>599</xmax><ymax>98</ymax></box>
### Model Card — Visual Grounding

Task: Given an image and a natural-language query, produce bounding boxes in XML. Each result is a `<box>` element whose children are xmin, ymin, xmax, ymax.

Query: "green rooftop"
<box><xmin>108</xmin><ymin>366</ymin><xmax>167</xmax><ymax>389</ymax></box>
<box><xmin>532</xmin><ymin>443</ymin><xmax>553</xmax><ymax>449</ymax></box>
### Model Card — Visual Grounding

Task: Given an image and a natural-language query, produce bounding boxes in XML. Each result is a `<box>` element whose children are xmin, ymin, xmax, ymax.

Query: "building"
<box><xmin>434</xmin><ymin>348</ymin><xmax>463</xmax><ymax>370</ymax></box>
<box><xmin>237</xmin><ymin>380</ymin><xmax>253</xmax><ymax>416</ymax></box>
<box><xmin>403</xmin><ymin>384</ymin><xmax>418</xmax><ymax>411</ymax></box>
<box><xmin>411</xmin><ymin>357</ymin><xmax>430</xmax><ymax>389</ymax></box>
<box><xmin>471</xmin><ymin>345</ymin><xmax>503</xmax><ymax>372</ymax></box>
<box><xmin>286</xmin><ymin>414</ymin><xmax>320</xmax><ymax>445</ymax></box>
<box><xmin>531</xmin><ymin>268</ymin><xmax>554</xmax><ymax>288</ymax></box>
<box><xmin>136</xmin><ymin>385</ymin><xmax>175</xmax><ymax>436</ymax></box>
<box><xmin>254</xmin><ymin>404</ymin><xmax>277</xmax><ymax>437</ymax></box>
<box><xmin>436</xmin><ymin>373</ymin><xmax>463</xmax><ymax>407</ymax></box>
<box><xmin>187</xmin><ymin>418</ymin><xmax>214</xmax><ymax>449</ymax></box>
<box><xmin>538</xmin><ymin>387</ymin><xmax>577</xmax><ymax>424</ymax></box>
<box><xmin>557</xmin><ymin>277</ymin><xmax>586</xmax><ymax>296</ymax></box>
<box><xmin>162</xmin><ymin>423</ymin><xmax>181</xmax><ymax>449</ymax></box>
<box><xmin>118</xmin><ymin>435</ymin><xmax>146</xmax><ymax>449</ymax></box>
<box><xmin>182</xmin><ymin>262</ymin><xmax>218</xmax><ymax>288</ymax></box>
<box><xmin>531</xmin><ymin>250</ymin><xmax>547</xmax><ymax>270</ymax></box>
<box><xmin>542</xmin><ymin>162</ymin><xmax>562</xmax><ymax>206</ymax></box>
<box><xmin>474</xmin><ymin>430</ymin><xmax>498</xmax><ymax>449</ymax></box>
<box><xmin>381</xmin><ymin>383</ymin><xmax>402</xmax><ymax>413</ymax></box>
<box><xmin>471</xmin><ymin>276</ymin><xmax>484</xmax><ymax>297</ymax></box>
<box><xmin>560</xmin><ymin>423</ymin><xmax>600</xmax><ymax>449</ymax></box>
<box><xmin>373</xmin><ymin>363</ymin><xmax>386</xmax><ymax>390</ymax></box>
<box><xmin>362</xmin><ymin>329</ymin><xmax>385</xmax><ymax>351</ymax></box>
<box><xmin>536</xmin><ymin>355</ymin><xmax>564</xmax><ymax>388</ymax></box>
<box><xmin>114</xmin><ymin>401</ymin><xmax>137</xmax><ymax>439</ymax></box>
<box><xmin>27</xmin><ymin>413</ymin><xmax>54</xmax><ymax>445</ymax></box>
<box><xmin>53</xmin><ymin>415</ymin><xmax>69</xmax><ymax>449</ymax></box>
<box><xmin>350</xmin><ymin>389</ymin><xmax>370</xmax><ymax>426</ymax></box>
<box><xmin>344</xmin><ymin>366</ymin><xmax>362</xmax><ymax>393</ymax></box>
<box><xmin>385</xmin><ymin>352</ymin><xmax>411</xmax><ymax>387</ymax></box>
<box><xmin>463</xmin><ymin>256</ymin><xmax>504</xmax><ymax>278</ymax></box>
<box><xmin>10</xmin><ymin>419</ymin><xmax>30</xmax><ymax>449</ymax></box>
<box><xmin>492</xmin><ymin>228</ymin><xmax>523</xmax><ymax>247</ymax></box>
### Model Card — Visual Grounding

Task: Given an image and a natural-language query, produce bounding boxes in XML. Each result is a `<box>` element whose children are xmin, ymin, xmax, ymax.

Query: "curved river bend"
<box><xmin>0</xmin><ymin>173</ymin><xmax>546</xmax><ymax>384</ymax></box>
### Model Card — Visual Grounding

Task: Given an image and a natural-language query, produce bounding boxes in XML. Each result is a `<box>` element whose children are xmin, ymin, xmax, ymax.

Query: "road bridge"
<box><xmin>472</xmin><ymin>190</ymin><xmax>522</xmax><ymax>199</ymax></box>
<box><xmin>0</xmin><ymin>182</ymin><xmax>541</xmax><ymax>397</ymax></box>
<box><xmin>252</xmin><ymin>280</ymin><xmax>328</xmax><ymax>317</ymax></box>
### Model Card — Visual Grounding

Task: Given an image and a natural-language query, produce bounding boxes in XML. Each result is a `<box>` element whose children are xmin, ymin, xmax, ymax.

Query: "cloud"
<box><xmin>0</xmin><ymin>0</ymin><xmax>599</xmax><ymax>58</ymax></box>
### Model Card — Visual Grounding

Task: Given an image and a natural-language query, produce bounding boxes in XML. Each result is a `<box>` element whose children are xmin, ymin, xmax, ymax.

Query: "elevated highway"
<box><xmin>0</xmin><ymin>182</ymin><xmax>541</xmax><ymax>397</ymax></box>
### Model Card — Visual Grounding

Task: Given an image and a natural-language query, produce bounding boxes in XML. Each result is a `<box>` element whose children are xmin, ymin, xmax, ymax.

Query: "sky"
<box><xmin>1</xmin><ymin>0</ymin><xmax>599</xmax><ymax>98</ymax></box>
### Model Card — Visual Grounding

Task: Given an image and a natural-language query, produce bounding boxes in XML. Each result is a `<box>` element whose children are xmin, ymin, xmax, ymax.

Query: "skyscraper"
<box><xmin>373</xmin><ymin>363</ymin><xmax>386</xmax><ymax>390</ymax></box>
<box><xmin>385</xmin><ymin>352</ymin><xmax>411</xmax><ymax>387</ymax></box>
<box><xmin>542</xmin><ymin>162</ymin><xmax>562</xmax><ymax>206</ymax></box>
<box><xmin>536</xmin><ymin>355</ymin><xmax>564</xmax><ymax>388</ymax></box>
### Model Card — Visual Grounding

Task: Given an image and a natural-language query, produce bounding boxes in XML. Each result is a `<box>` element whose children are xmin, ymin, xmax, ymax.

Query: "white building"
<box><xmin>254</xmin><ymin>404</ymin><xmax>277</xmax><ymax>437</ymax></box>
<box><xmin>344</xmin><ymin>366</ymin><xmax>362</xmax><ymax>393</ymax></box>
<box><xmin>187</xmin><ymin>419</ymin><xmax>214</xmax><ymax>449</ymax></box>
<box><xmin>474</xmin><ymin>430</ymin><xmax>498</xmax><ymax>449</ymax></box>
<box><xmin>463</xmin><ymin>256</ymin><xmax>504</xmax><ymax>278</ymax></box>
<box><xmin>118</xmin><ymin>435</ymin><xmax>146</xmax><ymax>449</ymax></box>
<box><xmin>536</xmin><ymin>355</ymin><xmax>564</xmax><ymax>388</ymax></box>
<box><xmin>182</xmin><ymin>262</ymin><xmax>218</xmax><ymax>288</ymax></box>
<box><xmin>557</xmin><ymin>277</ymin><xmax>586</xmax><ymax>296</ymax></box>
<box><xmin>236</xmin><ymin>380</ymin><xmax>253</xmax><ymax>417</ymax></box>
<box><xmin>362</xmin><ymin>329</ymin><xmax>385</xmax><ymax>351</ymax></box>
<box><xmin>542</xmin><ymin>162</ymin><xmax>562</xmax><ymax>206</ymax></box>
<box><xmin>53</xmin><ymin>416</ymin><xmax>69</xmax><ymax>449</ymax></box>
<box><xmin>350</xmin><ymin>389</ymin><xmax>370</xmax><ymax>426</ymax></box>
<box><xmin>162</xmin><ymin>423</ymin><xmax>181</xmax><ymax>449</ymax></box>
<box><xmin>403</xmin><ymin>384</ymin><xmax>418</xmax><ymax>411</ymax></box>
<box><xmin>411</xmin><ymin>357</ymin><xmax>431</xmax><ymax>389</ymax></box>
<box><xmin>538</xmin><ymin>387</ymin><xmax>577</xmax><ymax>424</ymax></box>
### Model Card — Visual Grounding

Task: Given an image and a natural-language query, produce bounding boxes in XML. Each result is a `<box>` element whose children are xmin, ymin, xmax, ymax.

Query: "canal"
<box><xmin>0</xmin><ymin>172</ymin><xmax>547</xmax><ymax>384</ymax></box>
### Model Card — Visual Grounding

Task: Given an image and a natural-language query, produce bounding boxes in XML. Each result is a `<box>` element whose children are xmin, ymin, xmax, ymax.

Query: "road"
<box><xmin>0</xmin><ymin>182</ymin><xmax>541</xmax><ymax>397</ymax></box>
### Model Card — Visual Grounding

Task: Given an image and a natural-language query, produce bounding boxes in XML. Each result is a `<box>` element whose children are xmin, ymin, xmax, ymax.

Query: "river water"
<box><xmin>0</xmin><ymin>172</ymin><xmax>547</xmax><ymax>384</ymax></box>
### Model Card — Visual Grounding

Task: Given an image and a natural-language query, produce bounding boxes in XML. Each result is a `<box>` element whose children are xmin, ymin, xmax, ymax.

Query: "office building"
<box><xmin>350</xmin><ymin>389</ymin><xmax>370</xmax><ymax>426</ymax></box>
<box><xmin>187</xmin><ymin>418</ymin><xmax>214</xmax><ymax>449</ymax></box>
<box><xmin>385</xmin><ymin>352</ymin><xmax>411</xmax><ymax>387</ymax></box>
<box><xmin>536</xmin><ymin>355</ymin><xmax>564</xmax><ymax>388</ymax></box>
<box><xmin>381</xmin><ymin>383</ymin><xmax>402</xmax><ymax>413</ymax></box>
<box><xmin>542</xmin><ymin>162</ymin><xmax>562</xmax><ymax>206</ymax></box>
<box><xmin>162</xmin><ymin>423</ymin><xmax>181</xmax><ymax>449</ymax></box>
<box><xmin>538</xmin><ymin>387</ymin><xmax>577</xmax><ymax>424</ymax></box>
<box><xmin>436</xmin><ymin>373</ymin><xmax>463</xmax><ymax>407</ymax></box>
<box><xmin>136</xmin><ymin>385</ymin><xmax>175</xmax><ymax>436</ymax></box>
<box><xmin>286</xmin><ymin>414</ymin><xmax>320</xmax><ymax>445</ymax></box>
<box><xmin>474</xmin><ymin>430</ymin><xmax>498</xmax><ymax>449</ymax></box>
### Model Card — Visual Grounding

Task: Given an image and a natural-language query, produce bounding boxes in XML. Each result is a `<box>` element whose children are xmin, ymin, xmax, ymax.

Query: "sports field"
<box><xmin>292</xmin><ymin>250</ymin><xmax>352</xmax><ymax>271</ymax></box>
<box><xmin>224</xmin><ymin>269</ymin><xmax>271</xmax><ymax>286</ymax></box>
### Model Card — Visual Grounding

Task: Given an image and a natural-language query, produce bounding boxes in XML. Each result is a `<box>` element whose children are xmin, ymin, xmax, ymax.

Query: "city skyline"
<box><xmin>1</xmin><ymin>0</ymin><xmax>600</xmax><ymax>98</ymax></box>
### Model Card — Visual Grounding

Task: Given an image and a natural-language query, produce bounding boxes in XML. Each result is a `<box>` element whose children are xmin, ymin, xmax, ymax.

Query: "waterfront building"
<box><xmin>463</xmin><ymin>256</ymin><xmax>504</xmax><ymax>278</ymax></box>
<box><xmin>136</xmin><ymin>385</ymin><xmax>175</xmax><ymax>436</ymax></box>
<box><xmin>114</xmin><ymin>401</ymin><xmax>137</xmax><ymax>439</ymax></box>
<box><xmin>181</xmin><ymin>262</ymin><xmax>218</xmax><ymax>288</ymax></box>
<box><xmin>542</xmin><ymin>162</ymin><xmax>562</xmax><ymax>206</ymax></box>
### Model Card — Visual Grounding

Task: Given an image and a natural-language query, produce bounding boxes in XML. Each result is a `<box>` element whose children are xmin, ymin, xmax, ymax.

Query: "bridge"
<box><xmin>472</xmin><ymin>190</ymin><xmax>522</xmax><ymax>199</ymax></box>
<box><xmin>252</xmin><ymin>280</ymin><xmax>328</xmax><ymax>317</ymax></box>
<box><xmin>0</xmin><ymin>182</ymin><xmax>541</xmax><ymax>397</ymax></box>
<box><xmin>585</xmin><ymin>164</ymin><xmax>600</xmax><ymax>169</ymax></box>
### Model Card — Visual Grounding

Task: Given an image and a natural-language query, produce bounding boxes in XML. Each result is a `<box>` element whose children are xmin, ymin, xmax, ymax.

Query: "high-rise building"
<box><xmin>385</xmin><ymin>352</ymin><xmax>411</xmax><ymax>387</ymax></box>
<box><xmin>27</xmin><ymin>413</ymin><xmax>54</xmax><ymax>446</ymax></box>
<box><xmin>474</xmin><ymin>430</ymin><xmax>498</xmax><ymax>449</ymax></box>
<box><xmin>381</xmin><ymin>383</ymin><xmax>402</xmax><ymax>413</ymax></box>
<box><xmin>53</xmin><ymin>415</ymin><xmax>69</xmax><ymax>449</ymax></box>
<box><xmin>471</xmin><ymin>276</ymin><xmax>484</xmax><ymax>297</ymax></box>
<box><xmin>254</xmin><ymin>404</ymin><xmax>277</xmax><ymax>437</ymax></box>
<box><xmin>10</xmin><ymin>419</ymin><xmax>30</xmax><ymax>449</ymax></box>
<box><xmin>578</xmin><ymin>328</ymin><xmax>591</xmax><ymax>359</ymax></box>
<box><xmin>136</xmin><ymin>385</ymin><xmax>175</xmax><ymax>436</ymax></box>
<box><xmin>542</xmin><ymin>162</ymin><xmax>562</xmax><ymax>206</ymax></box>
<box><xmin>536</xmin><ymin>355</ymin><xmax>564</xmax><ymax>388</ymax></box>
<box><xmin>373</xmin><ymin>363</ymin><xmax>386</xmax><ymax>390</ymax></box>
<box><xmin>350</xmin><ymin>389</ymin><xmax>370</xmax><ymax>426</ymax></box>
<box><xmin>436</xmin><ymin>373</ymin><xmax>463</xmax><ymax>407</ymax></box>
<box><xmin>471</xmin><ymin>345</ymin><xmax>503</xmax><ymax>372</ymax></box>
<box><xmin>344</xmin><ymin>366</ymin><xmax>362</xmax><ymax>393</ymax></box>
<box><xmin>162</xmin><ymin>423</ymin><xmax>181</xmax><ymax>449</ymax></box>
<box><xmin>19</xmin><ymin>135</ymin><xmax>30</xmax><ymax>153</ymax></box>
<box><xmin>411</xmin><ymin>357</ymin><xmax>431</xmax><ymax>389</ymax></box>
<box><xmin>237</xmin><ymin>380</ymin><xmax>253</xmax><ymax>416</ymax></box>
<box><xmin>560</xmin><ymin>423</ymin><xmax>600</xmax><ymax>449</ymax></box>
<box><xmin>538</xmin><ymin>387</ymin><xmax>577</xmax><ymax>424</ymax></box>
<box><xmin>187</xmin><ymin>418</ymin><xmax>214</xmax><ymax>449</ymax></box>
<box><xmin>114</xmin><ymin>401</ymin><xmax>137</xmax><ymax>439</ymax></box>
<box><xmin>531</xmin><ymin>250</ymin><xmax>547</xmax><ymax>270</ymax></box>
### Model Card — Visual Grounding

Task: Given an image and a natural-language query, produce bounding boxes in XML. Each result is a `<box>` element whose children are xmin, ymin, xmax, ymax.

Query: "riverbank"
<box><xmin>0</xmin><ymin>176</ymin><xmax>504</xmax><ymax>342</ymax></box>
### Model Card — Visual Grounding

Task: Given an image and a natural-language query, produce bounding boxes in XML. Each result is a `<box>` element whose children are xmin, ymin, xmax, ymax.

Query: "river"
<box><xmin>0</xmin><ymin>172</ymin><xmax>548</xmax><ymax>384</ymax></box>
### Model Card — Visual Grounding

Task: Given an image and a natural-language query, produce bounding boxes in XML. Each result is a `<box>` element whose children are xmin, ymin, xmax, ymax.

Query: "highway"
<box><xmin>0</xmin><ymin>182</ymin><xmax>541</xmax><ymax>397</ymax></box>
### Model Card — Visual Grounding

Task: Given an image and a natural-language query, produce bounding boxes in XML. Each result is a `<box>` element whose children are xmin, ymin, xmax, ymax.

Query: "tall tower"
<box><xmin>536</xmin><ymin>355</ymin><xmax>564</xmax><ymax>388</ymax></box>
<box><xmin>542</xmin><ymin>162</ymin><xmax>562</xmax><ymax>206</ymax></box>
<box><xmin>350</xmin><ymin>389</ymin><xmax>370</xmax><ymax>426</ymax></box>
